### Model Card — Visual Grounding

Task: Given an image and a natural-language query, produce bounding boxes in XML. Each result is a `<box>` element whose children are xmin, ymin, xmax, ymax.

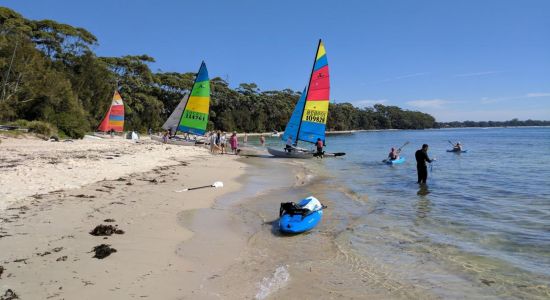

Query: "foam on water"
<box><xmin>255</xmin><ymin>265</ymin><xmax>290</xmax><ymax>300</ymax></box>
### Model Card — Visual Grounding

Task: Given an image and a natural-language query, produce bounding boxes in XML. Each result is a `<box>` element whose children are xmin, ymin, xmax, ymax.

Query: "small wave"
<box><xmin>255</xmin><ymin>265</ymin><xmax>290</xmax><ymax>300</ymax></box>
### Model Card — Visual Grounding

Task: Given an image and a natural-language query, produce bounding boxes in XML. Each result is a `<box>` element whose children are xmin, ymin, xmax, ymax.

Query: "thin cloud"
<box><xmin>526</xmin><ymin>92</ymin><xmax>550</xmax><ymax>98</ymax></box>
<box><xmin>480</xmin><ymin>92</ymin><xmax>550</xmax><ymax>104</ymax></box>
<box><xmin>454</xmin><ymin>71</ymin><xmax>501</xmax><ymax>77</ymax></box>
<box><xmin>406</xmin><ymin>99</ymin><xmax>452</xmax><ymax>109</ymax></box>
<box><xmin>366</xmin><ymin>72</ymin><xmax>429</xmax><ymax>85</ymax></box>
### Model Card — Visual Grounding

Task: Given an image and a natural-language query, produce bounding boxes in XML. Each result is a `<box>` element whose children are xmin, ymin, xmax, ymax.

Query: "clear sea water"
<box><xmin>243</xmin><ymin>127</ymin><xmax>550</xmax><ymax>299</ymax></box>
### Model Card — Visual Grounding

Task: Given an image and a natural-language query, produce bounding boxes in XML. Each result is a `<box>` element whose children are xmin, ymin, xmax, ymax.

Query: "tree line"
<box><xmin>436</xmin><ymin>119</ymin><xmax>550</xmax><ymax>128</ymax></box>
<box><xmin>0</xmin><ymin>7</ymin><xmax>438</xmax><ymax>138</ymax></box>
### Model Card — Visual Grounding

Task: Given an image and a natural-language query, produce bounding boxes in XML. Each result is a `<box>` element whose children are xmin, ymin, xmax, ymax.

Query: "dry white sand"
<box><xmin>0</xmin><ymin>136</ymin><xmax>210</xmax><ymax>210</ymax></box>
<box><xmin>0</xmin><ymin>135</ymin><xmax>248</xmax><ymax>299</ymax></box>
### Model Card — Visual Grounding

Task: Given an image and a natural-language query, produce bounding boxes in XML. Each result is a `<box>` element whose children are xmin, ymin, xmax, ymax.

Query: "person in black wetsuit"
<box><xmin>415</xmin><ymin>144</ymin><xmax>434</xmax><ymax>184</ymax></box>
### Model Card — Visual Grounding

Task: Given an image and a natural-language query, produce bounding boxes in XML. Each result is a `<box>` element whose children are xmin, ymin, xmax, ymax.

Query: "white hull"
<box><xmin>267</xmin><ymin>147</ymin><xmax>314</xmax><ymax>159</ymax></box>
<box><xmin>150</xmin><ymin>135</ymin><xmax>195</xmax><ymax>146</ymax></box>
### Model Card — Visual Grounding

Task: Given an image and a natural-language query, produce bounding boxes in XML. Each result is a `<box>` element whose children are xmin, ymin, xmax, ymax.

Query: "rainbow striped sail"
<box><xmin>98</xmin><ymin>90</ymin><xmax>124</xmax><ymax>132</ymax></box>
<box><xmin>283</xmin><ymin>40</ymin><xmax>329</xmax><ymax>145</ymax></box>
<box><xmin>177</xmin><ymin>62</ymin><xmax>210</xmax><ymax>135</ymax></box>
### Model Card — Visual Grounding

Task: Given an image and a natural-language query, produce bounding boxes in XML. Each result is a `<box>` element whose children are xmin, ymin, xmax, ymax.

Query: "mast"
<box><xmin>294</xmin><ymin>39</ymin><xmax>322</xmax><ymax>145</ymax></box>
<box><xmin>174</xmin><ymin>61</ymin><xmax>205</xmax><ymax>137</ymax></box>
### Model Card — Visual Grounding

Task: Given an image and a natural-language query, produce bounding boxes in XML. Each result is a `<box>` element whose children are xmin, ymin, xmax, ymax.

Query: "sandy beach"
<box><xmin>0</xmin><ymin>135</ymin><xmax>250</xmax><ymax>299</ymax></box>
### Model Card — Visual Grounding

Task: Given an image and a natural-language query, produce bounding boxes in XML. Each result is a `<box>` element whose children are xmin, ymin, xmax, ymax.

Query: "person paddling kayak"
<box><xmin>453</xmin><ymin>141</ymin><xmax>463</xmax><ymax>151</ymax></box>
<box><xmin>415</xmin><ymin>144</ymin><xmax>435</xmax><ymax>184</ymax></box>
<box><xmin>388</xmin><ymin>147</ymin><xmax>400</xmax><ymax>161</ymax></box>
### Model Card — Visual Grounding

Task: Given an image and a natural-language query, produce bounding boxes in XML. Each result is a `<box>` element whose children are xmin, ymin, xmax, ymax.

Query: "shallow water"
<box><xmin>241</xmin><ymin>127</ymin><xmax>550</xmax><ymax>299</ymax></box>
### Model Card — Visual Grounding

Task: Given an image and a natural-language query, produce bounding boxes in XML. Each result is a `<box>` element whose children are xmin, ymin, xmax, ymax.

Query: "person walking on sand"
<box><xmin>259</xmin><ymin>134</ymin><xmax>265</xmax><ymax>146</ymax></box>
<box><xmin>220</xmin><ymin>132</ymin><xmax>227</xmax><ymax>154</ymax></box>
<box><xmin>209</xmin><ymin>131</ymin><xmax>217</xmax><ymax>153</ymax></box>
<box><xmin>415</xmin><ymin>144</ymin><xmax>435</xmax><ymax>184</ymax></box>
<box><xmin>162</xmin><ymin>130</ymin><xmax>170</xmax><ymax>143</ymax></box>
<box><xmin>230</xmin><ymin>132</ymin><xmax>239</xmax><ymax>154</ymax></box>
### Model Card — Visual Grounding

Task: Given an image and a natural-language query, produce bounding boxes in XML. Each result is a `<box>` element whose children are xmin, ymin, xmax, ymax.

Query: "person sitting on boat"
<box><xmin>285</xmin><ymin>136</ymin><xmax>294</xmax><ymax>152</ymax></box>
<box><xmin>315</xmin><ymin>138</ymin><xmax>324</xmax><ymax>157</ymax></box>
<box><xmin>453</xmin><ymin>142</ymin><xmax>462</xmax><ymax>151</ymax></box>
<box><xmin>388</xmin><ymin>147</ymin><xmax>400</xmax><ymax>160</ymax></box>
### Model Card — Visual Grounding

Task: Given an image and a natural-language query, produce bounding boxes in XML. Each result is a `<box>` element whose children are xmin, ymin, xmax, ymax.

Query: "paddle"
<box><xmin>329</xmin><ymin>152</ymin><xmax>346</xmax><ymax>157</ymax></box>
<box><xmin>175</xmin><ymin>181</ymin><xmax>224</xmax><ymax>192</ymax></box>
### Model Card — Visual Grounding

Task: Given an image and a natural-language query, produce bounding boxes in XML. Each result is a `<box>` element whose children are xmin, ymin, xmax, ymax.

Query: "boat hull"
<box><xmin>150</xmin><ymin>135</ymin><xmax>195</xmax><ymax>146</ymax></box>
<box><xmin>447</xmin><ymin>149</ymin><xmax>468</xmax><ymax>153</ymax></box>
<box><xmin>386</xmin><ymin>157</ymin><xmax>406</xmax><ymax>165</ymax></box>
<box><xmin>279</xmin><ymin>198</ymin><xmax>323</xmax><ymax>234</ymax></box>
<box><xmin>267</xmin><ymin>147</ymin><xmax>314</xmax><ymax>159</ymax></box>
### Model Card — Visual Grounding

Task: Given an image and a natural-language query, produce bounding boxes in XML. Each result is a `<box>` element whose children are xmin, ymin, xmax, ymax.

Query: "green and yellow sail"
<box><xmin>177</xmin><ymin>61</ymin><xmax>210</xmax><ymax>135</ymax></box>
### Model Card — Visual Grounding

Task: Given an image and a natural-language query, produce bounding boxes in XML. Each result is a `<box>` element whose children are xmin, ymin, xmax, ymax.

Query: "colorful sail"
<box><xmin>298</xmin><ymin>40</ymin><xmax>330</xmax><ymax>144</ymax></box>
<box><xmin>162</xmin><ymin>92</ymin><xmax>189</xmax><ymax>133</ymax></box>
<box><xmin>177</xmin><ymin>62</ymin><xmax>210</xmax><ymax>135</ymax></box>
<box><xmin>98</xmin><ymin>90</ymin><xmax>124</xmax><ymax>132</ymax></box>
<box><xmin>282</xmin><ymin>87</ymin><xmax>307</xmax><ymax>143</ymax></box>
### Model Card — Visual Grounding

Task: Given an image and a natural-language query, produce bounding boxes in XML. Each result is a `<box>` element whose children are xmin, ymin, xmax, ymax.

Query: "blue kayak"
<box><xmin>447</xmin><ymin>149</ymin><xmax>468</xmax><ymax>153</ymax></box>
<box><xmin>279</xmin><ymin>196</ymin><xmax>324</xmax><ymax>234</ymax></box>
<box><xmin>385</xmin><ymin>157</ymin><xmax>406</xmax><ymax>165</ymax></box>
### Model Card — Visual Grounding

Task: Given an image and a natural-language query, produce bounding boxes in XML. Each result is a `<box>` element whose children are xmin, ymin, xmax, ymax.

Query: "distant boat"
<box><xmin>151</xmin><ymin>61</ymin><xmax>210</xmax><ymax>146</ymax></box>
<box><xmin>268</xmin><ymin>39</ymin><xmax>342</xmax><ymax>158</ymax></box>
<box><xmin>97</xmin><ymin>90</ymin><xmax>124</xmax><ymax>133</ymax></box>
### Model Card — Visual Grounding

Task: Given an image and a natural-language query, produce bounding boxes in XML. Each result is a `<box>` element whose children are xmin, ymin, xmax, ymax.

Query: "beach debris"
<box><xmin>74</xmin><ymin>194</ymin><xmax>96</xmax><ymax>198</ymax></box>
<box><xmin>116</xmin><ymin>177</ymin><xmax>126</xmax><ymax>181</ymax></box>
<box><xmin>104</xmin><ymin>218</ymin><xmax>115</xmax><ymax>222</ymax></box>
<box><xmin>0</xmin><ymin>266</ymin><xmax>4</xmax><ymax>278</ymax></box>
<box><xmin>90</xmin><ymin>225</ymin><xmax>124</xmax><ymax>236</ymax></box>
<box><xmin>1</xmin><ymin>289</ymin><xmax>18</xmax><ymax>300</ymax></box>
<box><xmin>12</xmin><ymin>258</ymin><xmax>27</xmax><ymax>264</ymax></box>
<box><xmin>126</xmin><ymin>181</ymin><xmax>134</xmax><ymax>186</ymax></box>
<box><xmin>91</xmin><ymin>244</ymin><xmax>117</xmax><ymax>259</ymax></box>
<box><xmin>56</xmin><ymin>256</ymin><xmax>68</xmax><ymax>262</ymax></box>
<box><xmin>37</xmin><ymin>251</ymin><xmax>51</xmax><ymax>257</ymax></box>
<box><xmin>481</xmin><ymin>279</ymin><xmax>495</xmax><ymax>286</ymax></box>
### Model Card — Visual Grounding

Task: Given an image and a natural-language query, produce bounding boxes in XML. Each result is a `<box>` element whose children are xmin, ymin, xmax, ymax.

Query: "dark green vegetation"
<box><xmin>436</xmin><ymin>119</ymin><xmax>550</xmax><ymax>128</ymax></box>
<box><xmin>0</xmin><ymin>7</ymin><xmax>438</xmax><ymax>138</ymax></box>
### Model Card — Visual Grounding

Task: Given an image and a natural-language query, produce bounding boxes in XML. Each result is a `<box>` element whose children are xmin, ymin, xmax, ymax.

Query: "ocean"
<box><xmin>232</xmin><ymin>127</ymin><xmax>550</xmax><ymax>299</ymax></box>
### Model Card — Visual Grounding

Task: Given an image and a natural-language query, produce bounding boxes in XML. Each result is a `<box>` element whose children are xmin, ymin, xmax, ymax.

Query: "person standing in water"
<box><xmin>415</xmin><ymin>144</ymin><xmax>434</xmax><ymax>184</ymax></box>
<box><xmin>243</xmin><ymin>133</ymin><xmax>248</xmax><ymax>144</ymax></box>
<box><xmin>315</xmin><ymin>138</ymin><xmax>324</xmax><ymax>157</ymax></box>
<box><xmin>259</xmin><ymin>134</ymin><xmax>265</xmax><ymax>146</ymax></box>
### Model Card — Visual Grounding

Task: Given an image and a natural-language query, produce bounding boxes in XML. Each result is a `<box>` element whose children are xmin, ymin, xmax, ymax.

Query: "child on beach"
<box><xmin>162</xmin><ymin>130</ymin><xmax>170</xmax><ymax>143</ymax></box>
<box><xmin>229</xmin><ymin>132</ymin><xmax>239</xmax><ymax>154</ymax></box>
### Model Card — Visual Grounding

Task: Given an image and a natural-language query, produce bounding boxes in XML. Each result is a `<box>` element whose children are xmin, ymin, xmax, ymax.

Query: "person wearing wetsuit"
<box><xmin>415</xmin><ymin>144</ymin><xmax>434</xmax><ymax>184</ymax></box>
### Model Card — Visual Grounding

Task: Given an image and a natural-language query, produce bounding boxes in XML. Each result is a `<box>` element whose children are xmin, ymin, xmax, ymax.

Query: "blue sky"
<box><xmin>4</xmin><ymin>0</ymin><xmax>550</xmax><ymax>121</ymax></box>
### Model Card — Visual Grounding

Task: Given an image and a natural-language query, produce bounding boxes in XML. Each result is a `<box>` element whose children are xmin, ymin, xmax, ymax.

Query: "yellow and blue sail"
<box><xmin>177</xmin><ymin>61</ymin><xmax>210</xmax><ymax>135</ymax></box>
<box><xmin>285</xmin><ymin>40</ymin><xmax>330</xmax><ymax>144</ymax></box>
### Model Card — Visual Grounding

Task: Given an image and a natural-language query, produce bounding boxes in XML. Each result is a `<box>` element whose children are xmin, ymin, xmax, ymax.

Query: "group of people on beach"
<box><xmin>206</xmin><ymin>131</ymin><xmax>239</xmax><ymax>154</ymax></box>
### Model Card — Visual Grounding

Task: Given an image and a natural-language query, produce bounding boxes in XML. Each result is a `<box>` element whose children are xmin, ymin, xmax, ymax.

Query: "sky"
<box><xmin>3</xmin><ymin>0</ymin><xmax>550</xmax><ymax>121</ymax></box>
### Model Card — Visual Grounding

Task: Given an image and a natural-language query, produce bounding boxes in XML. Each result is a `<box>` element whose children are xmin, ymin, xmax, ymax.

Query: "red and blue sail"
<box><xmin>283</xmin><ymin>40</ymin><xmax>330</xmax><ymax>144</ymax></box>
